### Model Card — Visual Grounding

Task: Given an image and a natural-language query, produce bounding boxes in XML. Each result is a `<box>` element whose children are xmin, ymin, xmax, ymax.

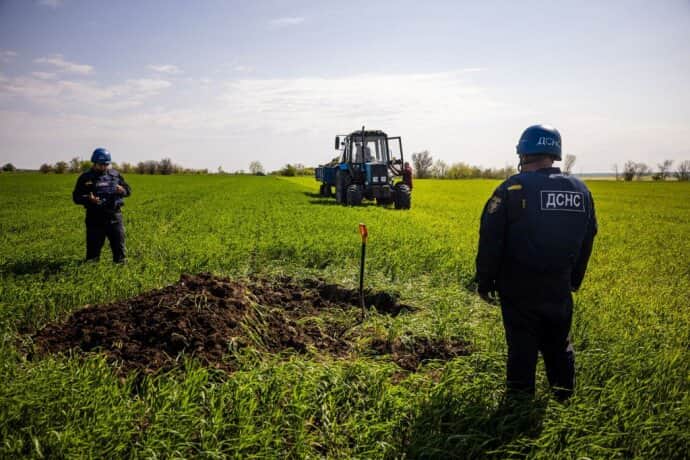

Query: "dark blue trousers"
<box><xmin>500</xmin><ymin>294</ymin><xmax>575</xmax><ymax>401</ymax></box>
<box><xmin>85</xmin><ymin>212</ymin><xmax>126</xmax><ymax>263</ymax></box>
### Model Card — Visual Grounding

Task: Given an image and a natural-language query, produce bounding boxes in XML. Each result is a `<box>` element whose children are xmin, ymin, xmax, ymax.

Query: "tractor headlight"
<box><xmin>372</xmin><ymin>176</ymin><xmax>379</xmax><ymax>183</ymax></box>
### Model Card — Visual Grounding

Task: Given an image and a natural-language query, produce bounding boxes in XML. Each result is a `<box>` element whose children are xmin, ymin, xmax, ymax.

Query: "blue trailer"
<box><xmin>315</xmin><ymin>165</ymin><xmax>337</xmax><ymax>197</ymax></box>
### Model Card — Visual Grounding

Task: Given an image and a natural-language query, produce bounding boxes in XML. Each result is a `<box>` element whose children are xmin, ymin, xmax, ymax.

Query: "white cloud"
<box><xmin>2</xmin><ymin>70</ymin><xmax>505</xmax><ymax>169</ymax></box>
<box><xmin>217</xmin><ymin>71</ymin><xmax>496</xmax><ymax>132</ymax></box>
<box><xmin>0</xmin><ymin>74</ymin><xmax>171</xmax><ymax>110</ymax></box>
<box><xmin>233</xmin><ymin>65</ymin><xmax>254</xmax><ymax>73</ymax></box>
<box><xmin>148</xmin><ymin>64</ymin><xmax>182</xmax><ymax>74</ymax></box>
<box><xmin>1</xmin><ymin>50</ymin><xmax>18</xmax><ymax>63</ymax></box>
<box><xmin>107</xmin><ymin>79</ymin><xmax>172</xmax><ymax>108</ymax></box>
<box><xmin>38</xmin><ymin>0</ymin><xmax>63</xmax><ymax>8</ymax></box>
<box><xmin>268</xmin><ymin>16</ymin><xmax>305</xmax><ymax>27</ymax></box>
<box><xmin>34</xmin><ymin>54</ymin><xmax>93</xmax><ymax>75</ymax></box>
<box><xmin>121</xmin><ymin>78</ymin><xmax>172</xmax><ymax>94</ymax></box>
<box><xmin>31</xmin><ymin>72</ymin><xmax>57</xmax><ymax>80</ymax></box>
<box><xmin>18</xmin><ymin>69</ymin><xmax>669</xmax><ymax>172</ymax></box>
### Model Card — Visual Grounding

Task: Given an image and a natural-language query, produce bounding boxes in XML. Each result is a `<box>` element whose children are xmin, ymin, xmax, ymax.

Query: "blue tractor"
<box><xmin>315</xmin><ymin>128</ymin><xmax>411</xmax><ymax>209</ymax></box>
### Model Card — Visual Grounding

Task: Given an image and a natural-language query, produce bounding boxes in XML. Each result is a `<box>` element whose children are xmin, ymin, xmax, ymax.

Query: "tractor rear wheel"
<box><xmin>347</xmin><ymin>185</ymin><xmax>363</xmax><ymax>206</ymax></box>
<box><xmin>335</xmin><ymin>170</ymin><xmax>350</xmax><ymax>205</ymax></box>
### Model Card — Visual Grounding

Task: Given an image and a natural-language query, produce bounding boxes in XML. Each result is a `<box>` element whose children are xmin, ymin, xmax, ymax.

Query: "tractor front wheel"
<box><xmin>394</xmin><ymin>184</ymin><xmax>411</xmax><ymax>210</ymax></box>
<box><xmin>347</xmin><ymin>185</ymin><xmax>363</xmax><ymax>206</ymax></box>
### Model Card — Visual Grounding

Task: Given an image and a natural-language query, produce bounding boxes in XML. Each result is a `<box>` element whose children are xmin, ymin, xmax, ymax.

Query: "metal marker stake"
<box><xmin>358</xmin><ymin>223</ymin><xmax>368</xmax><ymax>320</ymax></box>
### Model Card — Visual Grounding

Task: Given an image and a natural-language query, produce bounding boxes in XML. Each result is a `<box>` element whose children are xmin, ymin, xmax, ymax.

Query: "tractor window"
<box><xmin>353</xmin><ymin>142</ymin><xmax>369</xmax><ymax>163</ymax></box>
<box><xmin>387</xmin><ymin>137</ymin><xmax>402</xmax><ymax>165</ymax></box>
<box><xmin>352</xmin><ymin>137</ymin><xmax>388</xmax><ymax>163</ymax></box>
<box><xmin>344</xmin><ymin>142</ymin><xmax>354</xmax><ymax>163</ymax></box>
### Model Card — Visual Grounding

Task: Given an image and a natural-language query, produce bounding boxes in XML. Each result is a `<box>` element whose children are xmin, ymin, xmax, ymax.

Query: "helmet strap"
<box><xmin>519</xmin><ymin>154</ymin><xmax>549</xmax><ymax>172</ymax></box>
<box><xmin>518</xmin><ymin>155</ymin><xmax>535</xmax><ymax>172</ymax></box>
<box><xmin>520</xmin><ymin>155</ymin><xmax>541</xmax><ymax>165</ymax></box>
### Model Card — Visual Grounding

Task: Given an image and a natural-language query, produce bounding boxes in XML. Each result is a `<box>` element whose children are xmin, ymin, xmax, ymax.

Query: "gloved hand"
<box><xmin>479</xmin><ymin>291</ymin><xmax>500</xmax><ymax>304</ymax></box>
<box><xmin>477</xmin><ymin>279</ymin><xmax>499</xmax><ymax>305</ymax></box>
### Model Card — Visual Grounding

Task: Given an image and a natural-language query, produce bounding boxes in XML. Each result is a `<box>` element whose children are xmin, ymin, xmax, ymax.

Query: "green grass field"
<box><xmin>1</xmin><ymin>173</ymin><xmax>689</xmax><ymax>459</ymax></box>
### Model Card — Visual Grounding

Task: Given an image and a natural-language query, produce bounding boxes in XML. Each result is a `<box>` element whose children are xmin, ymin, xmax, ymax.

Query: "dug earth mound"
<box><xmin>32</xmin><ymin>273</ymin><xmax>472</xmax><ymax>374</ymax></box>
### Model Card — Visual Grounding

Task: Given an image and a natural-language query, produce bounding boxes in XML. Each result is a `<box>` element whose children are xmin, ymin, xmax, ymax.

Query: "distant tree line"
<box><xmin>411</xmin><ymin>150</ymin><xmax>516</xmax><ymax>180</ymax></box>
<box><xmin>8</xmin><ymin>156</ymin><xmax>690</xmax><ymax>182</ymax></box>
<box><xmin>33</xmin><ymin>157</ymin><xmax>209</xmax><ymax>175</ymax></box>
<box><xmin>220</xmin><ymin>162</ymin><xmax>313</xmax><ymax>177</ymax></box>
<box><xmin>614</xmin><ymin>160</ymin><xmax>690</xmax><ymax>181</ymax></box>
<box><xmin>274</xmin><ymin>163</ymin><xmax>315</xmax><ymax>177</ymax></box>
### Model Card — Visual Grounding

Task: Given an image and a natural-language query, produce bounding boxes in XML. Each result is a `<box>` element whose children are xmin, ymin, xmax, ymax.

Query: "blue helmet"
<box><xmin>91</xmin><ymin>148</ymin><xmax>111</xmax><ymax>164</ymax></box>
<box><xmin>516</xmin><ymin>124</ymin><xmax>562</xmax><ymax>160</ymax></box>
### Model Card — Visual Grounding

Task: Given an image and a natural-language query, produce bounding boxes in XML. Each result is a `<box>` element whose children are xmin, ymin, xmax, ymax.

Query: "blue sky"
<box><xmin>1</xmin><ymin>0</ymin><xmax>689</xmax><ymax>172</ymax></box>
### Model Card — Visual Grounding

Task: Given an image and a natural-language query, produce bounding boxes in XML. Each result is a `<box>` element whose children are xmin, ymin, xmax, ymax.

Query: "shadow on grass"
<box><xmin>307</xmin><ymin>199</ymin><xmax>345</xmax><ymax>207</ymax></box>
<box><xmin>0</xmin><ymin>258</ymin><xmax>75</xmax><ymax>276</ymax></box>
<box><xmin>405</xmin><ymin>393</ymin><xmax>547</xmax><ymax>459</ymax></box>
<box><xmin>306</xmin><ymin>200</ymin><xmax>380</xmax><ymax>208</ymax></box>
<box><xmin>303</xmin><ymin>191</ymin><xmax>327</xmax><ymax>199</ymax></box>
<box><xmin>303</xmin><ymin>192</ymin><xmax>395</xmax><ymax>208</ymax></box>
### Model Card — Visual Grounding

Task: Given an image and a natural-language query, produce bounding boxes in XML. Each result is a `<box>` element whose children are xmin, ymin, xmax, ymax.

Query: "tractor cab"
<box><xmin>318</xmin><ymin>127</ymin><xmax>410</xmax><ymax>208</ymax></box>
<box><xmin>340</xmin><ymin>133</ymin><xmax>389</xmax><ymax>164</ymax></box>
<box><xmin>336</xmin><ymin>130</ymin><xmax>403</xmax><ymax>172</ymax></box>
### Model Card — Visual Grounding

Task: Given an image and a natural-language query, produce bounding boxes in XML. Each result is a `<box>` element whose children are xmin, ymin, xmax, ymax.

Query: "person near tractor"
<box><xmin>355</xmin><ymin>142</ymin><xmax>372</xmax><ymax>163</ymax></box>
<box><xmin>475</xmin><ymin>124</ymin><xmax>597</xmax><ymax>402</ymax></box>
<box><xmin>402</xmin><ymin>161</ymin><xmax>413</xmax><ymax>190</ymax></box>
<box><xmin>72</xmin><ymin>148</ymin><xmax>131</xmax><ymax>263</ymax></box>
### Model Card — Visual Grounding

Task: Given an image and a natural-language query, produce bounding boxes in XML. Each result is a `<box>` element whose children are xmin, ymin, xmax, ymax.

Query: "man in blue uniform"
<box><xmin>72</xmin><ymin>148</ymin><xmax>131</xmax><ymax>263</ymax></box>
<box><xmin>475</xmin><ymin>125</ymin><xmax>597</xmax><ymax>401</ymax></box>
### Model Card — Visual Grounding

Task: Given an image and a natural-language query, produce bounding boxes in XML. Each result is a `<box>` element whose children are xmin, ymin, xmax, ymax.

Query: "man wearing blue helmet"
<box><xmin>475</xmin><ymin>125</ymin><xmax>597</xmax><ymax>402</ymax></box>
<box><xmin>72</xmin><ymin>148</ymin><xmax>131</xmax><ymax>263</ymax></box>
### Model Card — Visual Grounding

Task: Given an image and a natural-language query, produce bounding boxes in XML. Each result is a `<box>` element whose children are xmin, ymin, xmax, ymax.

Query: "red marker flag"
<box><xmin>359</xmin><ymin>223</ymin><xmax>368</xmax><ymax>243</ymax></box>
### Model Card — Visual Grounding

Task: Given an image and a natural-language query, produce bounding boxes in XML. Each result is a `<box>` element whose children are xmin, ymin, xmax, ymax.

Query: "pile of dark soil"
<box><xmin>32</xmin><ymin>273</ymin><xmax>472</xmax><ymax>373</ymax></box>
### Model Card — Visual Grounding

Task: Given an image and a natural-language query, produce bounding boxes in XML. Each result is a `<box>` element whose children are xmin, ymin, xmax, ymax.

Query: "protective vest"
<box><xmin>504</xmin><ymin>168</ymin><xmax>592</xmax><ymax>273</ymax></box>
<box><xmin>92</xmin><ymin>170</ymin><xmax>124</xmax><ymax>211</ymax></box>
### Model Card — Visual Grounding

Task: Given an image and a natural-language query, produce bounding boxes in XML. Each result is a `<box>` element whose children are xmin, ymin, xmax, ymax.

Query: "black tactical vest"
<box><xmin>92</xmin><ymin>170</ymin><xmax>124</xmax><ymax>211</ymax></box>
<box><xmin>505</xmin><ymin>168</ymin><xmax>592</xmax><ymax>273</ymax></box>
